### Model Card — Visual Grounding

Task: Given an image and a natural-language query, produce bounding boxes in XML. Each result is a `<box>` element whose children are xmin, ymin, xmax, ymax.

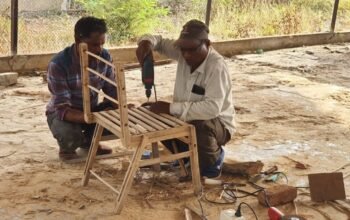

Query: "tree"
<box><xmin>77</xmin><ymin>0</ymin><xmax>167</xmax><ymax>43</ymax></box>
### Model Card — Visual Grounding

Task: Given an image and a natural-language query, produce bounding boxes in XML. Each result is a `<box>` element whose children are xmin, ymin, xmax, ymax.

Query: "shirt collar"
<box><xmin>72</xmin><ymin>43</ymin><xmax>79</xmax><ymax>66</ymax></box>
<box><xmin>193</xmin><ymin>47</ymin><xmax>212</xmax><ymax>74</ymax></box>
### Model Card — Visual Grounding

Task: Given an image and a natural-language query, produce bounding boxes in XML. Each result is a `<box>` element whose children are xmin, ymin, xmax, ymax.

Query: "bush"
<box><xmin>77</xmin><ymin>0</ymin><xmax>168</xmax><ymax>44</ymax></box>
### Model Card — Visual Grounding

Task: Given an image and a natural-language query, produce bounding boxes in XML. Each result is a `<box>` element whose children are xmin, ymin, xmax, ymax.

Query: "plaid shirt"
<box><xmin>46</xmin><ymin>44</ymin><xmax>117</xmax><ymax>120</ymax></box>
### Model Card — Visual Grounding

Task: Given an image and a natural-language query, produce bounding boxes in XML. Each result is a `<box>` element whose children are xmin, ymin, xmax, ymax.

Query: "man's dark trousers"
<box><xmin>47</xmin><ymin>102</ymin><xmax>113</xmax><ymax>153</ymax></box>
<box><xmin>162</xmin><ymin>118</ymin><xmax>231</xmax><ymax>173</ymax></box>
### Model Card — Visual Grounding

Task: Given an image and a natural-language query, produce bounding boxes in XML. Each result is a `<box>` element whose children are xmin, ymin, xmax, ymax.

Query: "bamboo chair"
<box><xmin>79</xmin><ymin>43</ymin><xmax>201</xmax><ymax>214</ymax></box>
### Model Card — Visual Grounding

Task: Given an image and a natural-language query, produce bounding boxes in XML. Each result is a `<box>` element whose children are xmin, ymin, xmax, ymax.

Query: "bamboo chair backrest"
<box><xmin>79</xmin><ymin>43</ymin><xmax>131</xmax><ymax>146</ymax></box>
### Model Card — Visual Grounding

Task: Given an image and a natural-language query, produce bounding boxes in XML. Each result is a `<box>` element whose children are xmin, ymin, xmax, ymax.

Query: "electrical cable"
<box><xmin>204</xmin><ymin>184</ymin><xmax>263</xmax><ymax>204</ymax></box>
<box><xmin>235</xmin><ymin>202</ymin><xmax>259</xmax><ymax>220</ymax></box>
<box><xmin>197</xmin><ymin>186</ymin><xmax>208</xmax><ymax>220</ymax></box>
<box><xmin>271</xmin><ymin>172</ymin><xmax>289</xmax><ymax>184</ymax></box>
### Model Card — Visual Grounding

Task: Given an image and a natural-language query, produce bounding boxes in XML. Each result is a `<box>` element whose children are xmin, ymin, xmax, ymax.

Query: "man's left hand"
<box><xmin>148</xmin><ymin>101</ymin><xmax>171</xmax><ymax>114</ymax></box>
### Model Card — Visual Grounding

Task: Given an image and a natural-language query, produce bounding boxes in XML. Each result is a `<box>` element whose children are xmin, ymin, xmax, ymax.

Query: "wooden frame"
<box><xmin>78</xmin><ymin>43</ymin><xmax>201</xmax><ymax>214</ymax></box>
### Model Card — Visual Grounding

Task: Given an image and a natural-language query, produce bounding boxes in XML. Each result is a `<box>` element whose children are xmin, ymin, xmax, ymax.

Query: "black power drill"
<box><xmin>142</xmin><ymin>55</ymin><xmax>156</xmax><ymax>102</ymax></box>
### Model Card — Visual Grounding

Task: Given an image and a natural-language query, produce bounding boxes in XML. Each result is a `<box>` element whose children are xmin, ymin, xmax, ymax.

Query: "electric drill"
<box><xmin>142</xmin><ymin>55</ymin><xmax>154</xmax><ymax>102</ymax></box>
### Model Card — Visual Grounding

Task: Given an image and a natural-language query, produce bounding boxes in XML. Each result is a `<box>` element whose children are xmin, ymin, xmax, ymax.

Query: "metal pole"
<box><xmin>11</xmin><ymin>0</ymin><xmax>18</xmax><ymax>55</ymax></box>
<box><xmin>205</xmin><ymin>0</ymin><xmax>212</xmax><ymax>27</ymax></box>
<box><xmin>330</xmin><ymin>0</ymin><xmax>340</xmax><ymax>32</ymax></box>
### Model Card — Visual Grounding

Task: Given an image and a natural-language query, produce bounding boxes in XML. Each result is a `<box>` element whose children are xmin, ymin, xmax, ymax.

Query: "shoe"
<box><xmin>59</xmin><ymin>151</ymin><xmax>79</xmax><ymax>161</ymax></box>
<box><xmin>201</xmin><ymin>148</ymin><xmax>225</xmax><ymax>179</ymax></box>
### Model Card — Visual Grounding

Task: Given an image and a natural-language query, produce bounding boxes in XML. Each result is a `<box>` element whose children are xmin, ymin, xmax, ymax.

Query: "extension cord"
<box><xmin>220</xmin><ymin>209</ymin><xmax>245</xmax><ymax>220</ymax></box>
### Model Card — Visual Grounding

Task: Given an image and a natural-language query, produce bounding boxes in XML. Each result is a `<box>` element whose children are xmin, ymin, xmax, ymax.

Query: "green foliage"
<box><xmin>291</xmin><ymin>0</ymin><xmax>333</xmax><ymax>11</ymax></box>
<box><xmin>77</xmin><ymin>0</ymin><xmax>167</xmax><ymax>43</ymax></box>
<box><xmin>160</xmin><ymin>0</ymin><xmax>350</xmax><ymax>40</ymax></box>
<box><xmin>1</xmin><ymin>0</ymin><xmax>350</xmax><ymax>55</ymax></box>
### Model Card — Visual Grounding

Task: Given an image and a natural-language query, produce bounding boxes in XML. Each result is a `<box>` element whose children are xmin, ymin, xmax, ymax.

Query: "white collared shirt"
<box><xmin>139</xmin><ymin>35</ymin><xmax>235</xmax><ymax>135</ymax></box>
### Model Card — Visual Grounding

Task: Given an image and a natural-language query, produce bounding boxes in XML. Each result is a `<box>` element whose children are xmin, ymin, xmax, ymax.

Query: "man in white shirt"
<box><xmin>136</xmin><ymin>19</ymin><xmax>235</xmax><ymax>178</ymax></box>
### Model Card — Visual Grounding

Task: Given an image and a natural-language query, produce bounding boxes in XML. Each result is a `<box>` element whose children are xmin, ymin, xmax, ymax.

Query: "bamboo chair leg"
<box><xmin>115</xmin><ymin>136</ymin><xmax>148</xmax><ymax>214</ymax></box>
<box><xmin>82</xmin><ymin>124</ymin><xmax>104</xmax><ymax>186</ymax></box>
<box><xmin>171</xmin><ymin>140</ymin><xmax>189</xmax><ymax>177</ymax></box>
<box><xmin>188</xmin><ymin>126</ymin><xmax>201</xmax><ymax>195</ymax></box>
<box><xmin>152</xmin><ymin>142</ymin><xmax>161</xmax><ymax>172</ymax></box>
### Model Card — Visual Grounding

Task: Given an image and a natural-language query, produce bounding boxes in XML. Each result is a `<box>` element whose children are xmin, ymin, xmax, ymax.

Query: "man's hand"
<box><xmin>127</xmin><ymin>103</ymin><xmax>136</xmax><ymax>109</ymax></box>
<box><xmin>136</xmin><ymin>40</ymin><xmax>154</xmax><ymax>66</ymax></box>
<box><xmin>142</xmin><ymin>101</ymin><xmax>171</xmax><ymax>114</ymax></box>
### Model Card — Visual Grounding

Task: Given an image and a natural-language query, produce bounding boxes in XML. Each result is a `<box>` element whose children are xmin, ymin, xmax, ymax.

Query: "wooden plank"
<box><xmin>130</xmin><ymin>127</ymin><xmax>189</xmax><ymax>144</ymax></box>
<box><xmin>82</xmin><ymin>124</ymin><xmax>103</xmax><ymax>186</ymax></box>
<box><xmin>100</xmin><ymin>111</ymin><xmax>121</xmax><ymax>126</ymax></box>
<box><xmin>131</xmin><ymin>108</ymin><xmax>169</xmax><ymax>129</ymax></box>
<box><xmin>189</xmin><ymin>125</ymin><xmax>201</xmax><ymax>195</ymax></box>
<box><xmin>90</xmin><ymin>170</ymin><xmax>120</xmax><ymax>195</ymax></box>
<box><xmin>108</xmin><ymin>110</ymin><xmax>145</xmax><ymax>134</ymax></box>
<box><xmin>172</xmin><ymin>141</ymin><xmax>189</xmax><ymax>177</ymax></box>
<box><xmin>67</xmin><ymin>151</ymin><xmax>133</xmax><ymax>164</ymax></box>
<box><xmin>101</xmin><ymin>134</ymin><xmax>118</xmax><ymax>141</ymax></box>
<box><xmin>133</xmin><ymin>108</ymin><xmax>170</xmax><ymax>129</ymax></box>
<box><xmin>308</xmin><ymin>172</ymin><xmax>346</xmax><ymax>202</ymax></box>
<box><xmin>79</xmin><ymin>43</ymin><xmax>93</xmax><ymax>123</ymax></box>
<box><xmin>127</xmin><ymin>111</ymin><xmax>156</xmax><ymax>132</ymax></box>
<box><xmin>178</xmin><ymin>137</ymin><xmax>190</xmax><ymax>144</ymax></box>
<box><xmin>115</xmin><ymin>64</ymin><xmax>131</xmax><ymax>147</ymax></box>
<box><xmin>129</xmin><ymin>109</ymin><xmax>163</xmax><ymax>130</ymax></box>
<box><xmin>116</xmin><ymin>136</ymin><xmax>148</xmax><ymax>213</ymax></box>
<box><xmin>87</xmin><ymin>67</ymin><xmax>118</xmax><ymax>87</ymax></box>
<box><xmin>139</xmin><ymin>107</ymin><xmax>178</xmax><ymax>127</ymax></box>
<box><xmin>88</xmin><ymin>85</ymin><xmax>119</xmax><ymax>106</ymax></box>
<box><xmin>86</xmin><ymin>51</ymin><xmax>115</xmax><ymax>67</ymax></box>
<box><xmin>139</xmin><ymin>151</ymin><xmax>191</xmax><ymax>167</ymax></box>
<box><xmin>94</xmin><ymin>113</ymin><xmax>122</xmax><ymax>137</ymax></box>
<box><xmin>184</xmin><ymin>208</ymin><xmax>193</xmax><ymax>220</ymax></box>
<box><xmin>160</xmin><ymin>113</ymin><xmax>186</xmax><ymax>125</ymax></box>
<box><xmin>100</xmin><ymin>111</ymin><xmax>138</xmax><ymax>135</ymax></box>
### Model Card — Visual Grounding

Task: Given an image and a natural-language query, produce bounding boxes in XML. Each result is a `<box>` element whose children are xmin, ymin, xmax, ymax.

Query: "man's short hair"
<box><xmin>179</xmin><ymin>19</ymin><xmax>209</xmax><ymax>41</ymax></box>
<box><xmin>74</xmin><ymin>16</ymin><xmax>107</xmax><ymax>39</ymax></box>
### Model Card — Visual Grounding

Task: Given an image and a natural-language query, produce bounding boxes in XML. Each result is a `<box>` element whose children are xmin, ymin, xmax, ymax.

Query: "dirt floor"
<box><xmin>0</xmin><ymin>43</ymin><xmax>350</xmax><ymax>220</ymax></box>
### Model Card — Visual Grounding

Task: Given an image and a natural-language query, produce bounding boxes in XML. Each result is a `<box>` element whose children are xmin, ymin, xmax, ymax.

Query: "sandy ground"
<box><xmin>0</xmin><ymin>44</ymin><xmax>350</xmax><ymax>220</ymax></box>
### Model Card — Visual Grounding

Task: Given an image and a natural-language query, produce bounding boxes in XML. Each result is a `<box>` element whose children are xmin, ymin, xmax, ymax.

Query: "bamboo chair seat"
<box><xmin>94</xmin><ymin>107</ymin><xmax>185</xmax><ymax>136</ymax></box>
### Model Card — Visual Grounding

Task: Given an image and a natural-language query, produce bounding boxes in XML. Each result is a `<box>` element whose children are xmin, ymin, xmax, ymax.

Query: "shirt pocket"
<box><xmin>189</xmin><ymin>93</ymin><xmax>204</xmax><ymax>102</ymax></box>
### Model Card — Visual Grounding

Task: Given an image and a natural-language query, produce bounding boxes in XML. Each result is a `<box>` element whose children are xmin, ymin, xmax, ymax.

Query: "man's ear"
<box><xmin>74</xmin><ymin>34</ymin><xmax>80</xmax><ymax>44</ymax></box>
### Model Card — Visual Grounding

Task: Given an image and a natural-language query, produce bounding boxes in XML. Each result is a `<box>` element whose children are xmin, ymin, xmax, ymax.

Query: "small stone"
<box><xmin>0</xmin><ymin>72</ymin><xmax>18</xmax><ymax>86</ymax></box>
<box><xmin>32</xmin><ymin>195</ymin><xmax>41</xmax><ymax>200</ymax></box>
<box><xmin>305</xmin><ymin>50</ymin><xmax>314</xmax><ymax>55</ymax></box>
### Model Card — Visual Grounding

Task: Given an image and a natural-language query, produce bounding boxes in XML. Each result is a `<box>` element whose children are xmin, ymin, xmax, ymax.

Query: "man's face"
<box><xmin>79</xmin><ymin>32</ymin><xmax>106</xmax><ymax>55</ymax></box>
<box><xmin>176</xmin><ymin>39</ymin><xmax>209</xmax><ymax>69</ymax></box>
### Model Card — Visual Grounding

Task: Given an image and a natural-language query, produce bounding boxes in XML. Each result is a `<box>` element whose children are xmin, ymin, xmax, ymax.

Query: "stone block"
<box><xmin>0</xmin><ymin>72</ymin><xmax>18</xmax><ymax>86</ymax></box>
<box><xmin>258</xmin><ymin>185</ymin><xmax>297</xmax><ymax>207</ymax></box>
